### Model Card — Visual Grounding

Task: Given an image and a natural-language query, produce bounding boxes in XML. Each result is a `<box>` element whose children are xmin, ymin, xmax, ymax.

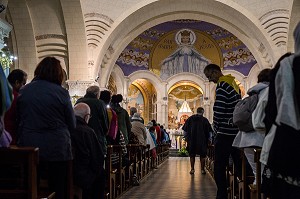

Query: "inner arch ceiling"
<box><xmin>116</xmin><ymin>19</ymin><xmax>257</xmax><ymax>79</ymax></box>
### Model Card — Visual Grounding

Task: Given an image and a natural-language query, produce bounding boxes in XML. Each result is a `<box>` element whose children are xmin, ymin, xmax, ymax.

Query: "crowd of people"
<box><xmin>1</xmin><ymin>21</ymin><xmax>300</xmax><ymax>199</ymax></box>
<box><xmin>0</xmin><ymin>57</ymin><xmax>171</xmax><ymax>199</ymax></box>
<box><xmin>199</xmin><ymin>21</ymin><xmax>300</xmax><ymax>199</ymax></box>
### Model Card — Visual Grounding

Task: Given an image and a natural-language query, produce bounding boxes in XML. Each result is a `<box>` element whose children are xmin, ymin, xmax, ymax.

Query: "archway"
<box><xmin>127</xmin><ymin>79</ymin><xmax>156</xmax><ymax>124</ymax></box>
<box><xmin>167</xmin><ymin>80</ymin><xmax>203</xmax><ymax>129</ymax></box>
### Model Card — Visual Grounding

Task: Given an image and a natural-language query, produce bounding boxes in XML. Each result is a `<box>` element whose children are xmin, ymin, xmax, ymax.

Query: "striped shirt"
<box><xmin>213</xmin><ymin>81</ymin><xmax>241</xmax><ymax>135</ymax></box>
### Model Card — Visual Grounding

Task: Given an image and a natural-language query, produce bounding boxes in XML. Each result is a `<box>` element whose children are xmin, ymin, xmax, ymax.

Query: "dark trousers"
<box><xmin>39</xmin><ymin>161</ymin><xmax>69</xmax><ymax>199</ymax></box>
<box><xmin>214</xmin><ymin>134</ymin><xmax>242</xmax><ymax>199</ymax></box>
<box><xmin>82</xmin><ymin>168</ymin><xmax>105</xmax><ymax>199</ymax></box>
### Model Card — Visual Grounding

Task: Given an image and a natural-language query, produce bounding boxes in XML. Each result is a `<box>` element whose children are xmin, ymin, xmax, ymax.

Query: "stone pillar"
<box><xmin>204</xmin><ymin>81</ymin><xmax>212</xmax><ymax>122</ymax></box>
<box><xmin>122</xmin><ymin>77</ymin><xmax>130</xmax><ymax>109</ymax></box>
<box><xmin>160</xmin><ymin>82</ymin><xmax>168</xmax><ymax>127</ymax></box>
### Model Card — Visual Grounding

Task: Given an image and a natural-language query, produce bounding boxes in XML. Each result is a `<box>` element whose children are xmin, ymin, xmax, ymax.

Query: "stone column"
<box><xmin>204</xmin><ymin>81</ymin><xmax>212</xmax><ymax>122</ymax></box>
<box><xmin>122</xmin><ymin>77</ymin><xmax>130</xmax><ymax>109</ymax></box>
<box><xmin>160</xmin><ymin>82</ymin><xmax>168</xmax><ymax>127</ymax></box>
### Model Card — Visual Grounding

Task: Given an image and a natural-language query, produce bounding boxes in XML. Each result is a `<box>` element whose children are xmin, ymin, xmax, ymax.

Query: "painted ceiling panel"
<box><xmin>116</xmin><ymin>19</ymin><xmax>257</xmax><ymax>77</ymax></box>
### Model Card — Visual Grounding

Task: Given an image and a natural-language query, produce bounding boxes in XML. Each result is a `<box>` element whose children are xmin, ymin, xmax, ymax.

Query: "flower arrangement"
<box><xmin>178</xmin><ymin>147</ymin><xmax>189</xmax><ymax>157</ymax></box>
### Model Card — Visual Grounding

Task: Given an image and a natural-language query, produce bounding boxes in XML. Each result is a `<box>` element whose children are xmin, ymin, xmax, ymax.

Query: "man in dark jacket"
<box><xmin>76</xmin><ymin>86</ymin><xmax>108</xmax><ymax>155</ymax></box>
<box><xmin>72</xmin><ymin>103</ymin><xmax>105</xmax><ymax>199</ymax></box>
<box><xmin>182</xmin><ymin>107</ymin><xmax>212</xmax><ymax>175</ymax></box>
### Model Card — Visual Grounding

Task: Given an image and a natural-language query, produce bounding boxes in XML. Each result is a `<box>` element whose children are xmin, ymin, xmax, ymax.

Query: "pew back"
<box><xmin>0</xmin><ymin>146</ymin><xmax>39</xmax><ymax>199</ymax></box>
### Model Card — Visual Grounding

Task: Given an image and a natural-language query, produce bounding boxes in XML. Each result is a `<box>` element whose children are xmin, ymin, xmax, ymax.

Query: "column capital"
<box><xmin>67</xmin><ymin>80</ymin><xmax>98</xmax><ymax>96</ymax></box>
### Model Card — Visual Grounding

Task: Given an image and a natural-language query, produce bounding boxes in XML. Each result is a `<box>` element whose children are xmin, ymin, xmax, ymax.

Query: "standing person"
<box><xmin>148</xmin><ymin>126</ymin><xmax>158</xmax><ymax>169</ymax></box>
<box><xmin>4</xmin><ymin>69</ymin><xmax>27</xmax><ymax>144</ymax></box>
<box><xmin>260</xmin><ymin>22</ymin><xmax>300</xmax><ymax>199</ymax></box>
<box><xmin>16</xmin><ymin>57</ymin><xmax>76</xmax><ymax>199</ymax></box>
<box><xmin>130</xmin><ymin>107</ymin><xmax>144</xmax><ymax>124</ymax></box>
<box><xmin>110</xmin><ymin>94</ymin><xmax>131</xmax><ymax>144</ymax></box>
<box><xmin>182</xmin><ymin>107</ymin><xmax>212</xmax><ymax>175</ymax></box>
<box><xmin>130</xmin><ymin>113</ymin><xmax>147</xmax><ymax>145</ymax></box>
<box><xmin>100</xmin><ymin>90</ymin><xmax>118</xmax><ymax>144</ymax></box>
<box><xmin>232</xmin><ymin>68</ymin><xmax>271</xmax><ymax>185</ymax></box>
<box><xmin>71</xmin><ymin>103</ymin><xmax>105</xmax><ymax>199</ymax></box>
<box><xmin>204</xmin><ymin>63</ymin><xmax>242</xmax><ymax>199</ymax></box>
<box><xmin>151</xmin><ymin>119</ymin><xmax>161</xmax><ymax>144</ymax></box>
<box><xmin>76</xmin><ymin>86</ymin><xmax>109</xmax><ymax>155</ymax></box>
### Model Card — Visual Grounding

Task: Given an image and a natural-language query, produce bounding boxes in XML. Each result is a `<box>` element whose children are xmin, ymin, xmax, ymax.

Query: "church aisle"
<box><xmin>118</xmin><ymin>157</ymin><xmax>217</xmax><ymax>199</ymax></box>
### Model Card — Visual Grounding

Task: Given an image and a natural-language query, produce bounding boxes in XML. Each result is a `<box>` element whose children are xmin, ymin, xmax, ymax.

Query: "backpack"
<box><xmin>233</xmin><ymin>93</ymin><xmax>259</xmax><ymax>132</ymax></box>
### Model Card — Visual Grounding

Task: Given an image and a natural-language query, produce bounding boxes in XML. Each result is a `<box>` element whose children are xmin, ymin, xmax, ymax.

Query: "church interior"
<box><xmin>0</xmin><ymin>0</ymin><xmax>300</xmax><ymax>198</ymax></box>
<box><xmin>1</xmin><ymin>0</ymin><xmax>299</xmax><ymax>128</ymax></box>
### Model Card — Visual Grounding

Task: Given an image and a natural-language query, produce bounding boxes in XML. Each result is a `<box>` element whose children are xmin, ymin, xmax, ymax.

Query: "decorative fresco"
<box><xmin>128</xmin><ymin>84</ymin><xmax>145</xmax><ymax>118</ymax></box>
<box><xmin>116</xmin><ymin>20</ymin><xmax>256</xmax><ymax>77</ymax></box>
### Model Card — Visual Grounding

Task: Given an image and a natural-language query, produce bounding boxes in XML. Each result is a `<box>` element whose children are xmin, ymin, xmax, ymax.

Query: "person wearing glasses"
<box><xmin>71</xmin><ymin>102</ymin><xmax>104</xmax><ymax>199</ymax></box>
<box><xmin>204</xmin><ymin>64</ymin><xmax>242</xmax><ymax>199</ymax></box>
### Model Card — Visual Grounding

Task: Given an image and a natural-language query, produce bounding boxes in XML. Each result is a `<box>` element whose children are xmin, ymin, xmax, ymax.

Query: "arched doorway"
<box><xmin>167</xmin><ymin>80</ymin><xmax>203</xmax><ymax>129</ymax></box>
<box><xmin>127</xmin><ymin>79</ymin><xmax>157</xmax><ymax>124</ymax></box>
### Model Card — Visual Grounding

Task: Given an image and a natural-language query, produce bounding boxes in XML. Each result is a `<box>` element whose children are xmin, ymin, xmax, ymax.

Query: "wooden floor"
<box><xmin>118</xmin><ymin>157</ymin><xmax>217</xmax><ymax>199</ymax></box>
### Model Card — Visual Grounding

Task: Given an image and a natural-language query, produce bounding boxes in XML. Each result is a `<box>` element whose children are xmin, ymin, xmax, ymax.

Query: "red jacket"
<box><xmin>154</xmin><ymin>125</ymin><xmax>161</xmax><ymax>144</ymax></box>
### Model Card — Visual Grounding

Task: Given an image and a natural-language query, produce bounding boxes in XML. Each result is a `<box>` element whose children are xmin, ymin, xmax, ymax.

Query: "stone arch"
<box><xmin>128</xmin><ymin>70</ymin><xmax>164</xmax><ymax>102</ymax></box>
<box><xmin>166</xmin><ymin>73</ymin><xmax>206</xmax><ymax>96</ymax></box>
<box><xmin>98</xmin><ymin>0</ymin><xmax>274</xmax><ymax>87</ymax></box>
<box><xmin>110</xmin><ymin>65</ymin><xmax>125</xmax><ymax>94</ymax></box>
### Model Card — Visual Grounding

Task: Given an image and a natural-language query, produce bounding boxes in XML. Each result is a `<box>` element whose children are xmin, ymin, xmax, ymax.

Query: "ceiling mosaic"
<box><xmin>169</xmin><ymin>84</ymin><xmax>202</xmax><ymax>101</ymax></box>
<box><xmin>116</xmin><ymin>19</ymin><xmax>257</xmax><ymax>78</ymax></box>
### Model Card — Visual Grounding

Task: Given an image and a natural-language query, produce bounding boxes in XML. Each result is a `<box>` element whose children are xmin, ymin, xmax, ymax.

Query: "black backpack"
<box><xmin>233</xmin><ymin>93</ymin><xmax>259</xmax><ymax>132</ymax></box>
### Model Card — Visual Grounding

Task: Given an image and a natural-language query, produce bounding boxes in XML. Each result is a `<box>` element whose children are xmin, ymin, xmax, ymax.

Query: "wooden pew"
<box><xmin>249</xmin><ymin>148</ymin><xmax>262</xmax><ymax>199</ymax></box>
<box><xmin>0</xmin><ymin>146</ymin><xmax>76</xmax><ymax>199</ymax></box>
<box><xmin>106</xmin><ymin>145</ymin><xmax>118</xmax><ymax>199</ymax></box>
<box><xmin>0</xmin><ymin>146</ymin><xmax>39</xmax><ymax>199</ymax></box>
<box><xmin>127</xmin><ymin>144</ymin><xmax>140</xmax><ymax>181</ymax></box>
<box><xmin>205</xmin><ymin>145</ymin><xmax>215</xmax><ymax>176</ymax></box>
<box><xmin>143</xmin><ymin>145</ymin><xmax>150</xmax><ymax>176</ymax></box>
<box><xmin>237</xmin><ymin>149</ymin><xmax>247</xmax><ymax>199</ymax></box>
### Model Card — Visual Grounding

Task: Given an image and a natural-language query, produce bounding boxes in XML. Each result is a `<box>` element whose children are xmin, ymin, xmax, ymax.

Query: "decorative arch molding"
<box><xmin>98</xmin><ymin>0</ymin><xmax>275</xmax><ymax>87</ymax></box>
<box><xmin>109</xmin><ymin>65</ymin><xmax>125</xmax><ymax>94</ymax></box>
<box><xmin>128</xmin><ymin>70</ymin><xmax>164</xmax><ymax>101</ymax></box>
<box><xmin>247</xmin><ymin>63</ymin><xmax>262</xmax><ymax>89</ymax></box>
<box><xmin>166</xmin><ymin>73</ymin><xmax>206</xmax><ymax>96</ymax></box>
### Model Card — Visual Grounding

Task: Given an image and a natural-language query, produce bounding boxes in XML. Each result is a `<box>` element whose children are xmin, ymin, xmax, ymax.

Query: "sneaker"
<box><xmin>201</xmin><ymin>170</ymin><xmax>206</xmax><ymax>174</ymax></box>
<box><xmin>190</xmin><ymin>169</ymin><xmax>195</xmax><ymax>174</ymax></box>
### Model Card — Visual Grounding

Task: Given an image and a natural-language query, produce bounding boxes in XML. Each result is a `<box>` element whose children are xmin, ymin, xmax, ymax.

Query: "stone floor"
<box><xmin>118</xmin><ymin>157</ymin><xmax>217</xmax><ymax>199</ymax></box>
